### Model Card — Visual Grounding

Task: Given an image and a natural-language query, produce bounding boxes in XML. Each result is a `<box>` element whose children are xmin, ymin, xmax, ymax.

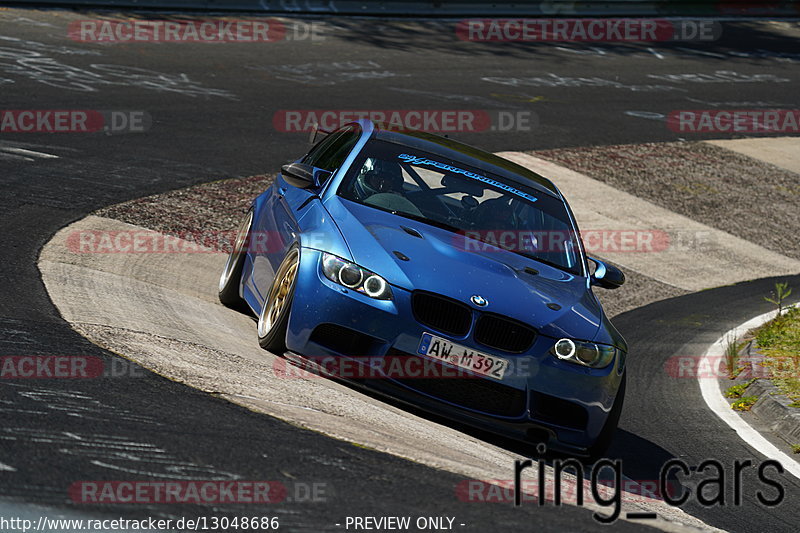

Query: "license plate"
<box><xmin>417</xmin><ymin>333</ymin><xmax>509</xmax><ymax>380</ymax></box>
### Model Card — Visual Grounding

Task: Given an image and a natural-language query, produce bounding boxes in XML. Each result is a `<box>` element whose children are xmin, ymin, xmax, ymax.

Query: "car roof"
<box><xmin>371</xmin><ymin>125</ymin><xmax>560</xmax><ymax>198</ymax></box>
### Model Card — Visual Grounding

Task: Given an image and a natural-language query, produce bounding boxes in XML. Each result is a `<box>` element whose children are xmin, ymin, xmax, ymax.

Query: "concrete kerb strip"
<box><xmin>704</xmin><ymin>137</ymin><xmax>800</xmax><ymax>176</ymax></box>
<box><xmin>38</xmin><ymin>215</ymin><xmax>717</xmax><ymax>532</ymax></box>
<box><xmin>722</xmin><ymin>336</ymin><xmax>800</xmax><ymax>450</ymax></box>
<box><xmin>748</xmin><ymin>379</ymin><xmax>800</xmax><ymax>448</ymax></box>
<box><xmin>700</xmin><ymin>306</ymin><xmax>800</xmax><ymax>480</ymax></box>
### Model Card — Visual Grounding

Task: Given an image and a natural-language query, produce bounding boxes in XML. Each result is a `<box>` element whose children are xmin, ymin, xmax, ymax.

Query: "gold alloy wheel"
<box><xmin>258</xmin><ymin>248</ymin><xmax>300</xmax><ymax>339</ymax></box>
<box><xmin>218</xmin><ymin>210</ymin><xmax>253</xmax><ymax>293</ymax></box>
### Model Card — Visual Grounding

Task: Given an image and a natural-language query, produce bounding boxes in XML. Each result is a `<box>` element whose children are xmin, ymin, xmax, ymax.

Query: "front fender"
<box><xmin>297</xmin><ymin>199</ymin><xmax>353</xmax><ymax>261</ymax></box>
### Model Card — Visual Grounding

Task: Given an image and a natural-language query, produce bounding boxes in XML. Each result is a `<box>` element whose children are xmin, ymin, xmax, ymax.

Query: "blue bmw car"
<box><xmin>219</xmin><ymin>119</ymin><xmax>627</xmax><ymax>459</ymax></box>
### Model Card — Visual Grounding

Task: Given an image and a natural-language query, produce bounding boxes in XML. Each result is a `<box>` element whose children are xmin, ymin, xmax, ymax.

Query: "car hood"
<box><xmin>325</xmin><ymin>197</ymin><xmax>610</xmax><ymax>343</ymax></box>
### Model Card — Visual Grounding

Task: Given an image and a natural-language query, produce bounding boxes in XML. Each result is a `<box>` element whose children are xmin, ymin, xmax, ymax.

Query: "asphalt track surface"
<box><xmin>1</xmin><ymin>9</ymin><xmax>800</xmax><ymax>532</ymax></box>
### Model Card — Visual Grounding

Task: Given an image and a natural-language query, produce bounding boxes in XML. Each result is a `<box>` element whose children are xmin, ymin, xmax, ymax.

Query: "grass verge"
<box><xmin>754</xmin><ymin>306</ymin><xmax>800</xmax><ymax>406</ymax></box>
<box><xmin>725</xmin><ymin>379</ymin><xmax>756</xmax><ymax>399</ymax></box>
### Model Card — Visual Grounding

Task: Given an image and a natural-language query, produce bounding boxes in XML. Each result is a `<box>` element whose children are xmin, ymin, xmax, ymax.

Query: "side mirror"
<box><xmin>280</xmin><ymin>163</ymin><xmax>332</xmax><ymax>190</ymax></box>
<box><xmin>588</xmin><ymin>257</ymin><xmax>625</xmax><ymax>290</ymax></box>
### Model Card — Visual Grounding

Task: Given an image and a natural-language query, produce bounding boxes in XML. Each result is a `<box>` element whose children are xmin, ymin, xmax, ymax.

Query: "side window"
<box><xmin>304</xmin><ymin>127</ymin><xmax>361</xmax><ymax>176</ymax></box>
<box><xmin>303</xmin><ymin>132</ymin><xmax>343</xmax><ymax>167</ymax></box>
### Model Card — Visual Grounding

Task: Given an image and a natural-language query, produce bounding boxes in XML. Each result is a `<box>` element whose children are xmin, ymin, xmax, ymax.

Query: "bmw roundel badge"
<box><xmin>471</xmin><ymin>295</ymin><xmax>488</xmax><ymax>307</ymax></box>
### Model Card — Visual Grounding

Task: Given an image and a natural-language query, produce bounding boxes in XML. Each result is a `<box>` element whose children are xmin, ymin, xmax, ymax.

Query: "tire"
<box><xmin>218</xmin><ymin>210</ymin><xmax>253</xmax><ymax>308</ymax></box>
<box><xmin>586</xmin><ymin>372</ymin><xmax>626</xmax><ymax>463</ymax></box>
<box><xmin>257</xmin><ymin>246</ymin><xmax>300</xmax><ymax>353</ymax></box>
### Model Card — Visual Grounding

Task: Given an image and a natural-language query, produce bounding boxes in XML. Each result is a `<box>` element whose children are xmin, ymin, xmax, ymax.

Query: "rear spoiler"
<box><xmin>308</xmin><ymin>123</ymin><xmax>332</xmax><ymax>145</ymax></box>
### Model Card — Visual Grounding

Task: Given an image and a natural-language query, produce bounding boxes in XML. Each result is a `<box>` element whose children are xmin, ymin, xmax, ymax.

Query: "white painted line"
<box><xmin>698</xmin><ymin>306</ymin><xmax>800</xmax><ymax>481</ymax></box>
<box><xmin>0</xmin><ymin>147</ymin><xmax>59</xmax><ymax>159</ymax></box>
<box><xmin>674</xmin><ymin>47</ymin><xmax>726</xmax><ymax>59</ymax></box>
<box><xmin>0</xmin><ymin>152</ymin><xmax>34</xmax><ymax>162</ymax></box>
<box><xmin>0</xmin><ymin>460</ymin><xmax>16</xmax><ymax>472</ymax></box>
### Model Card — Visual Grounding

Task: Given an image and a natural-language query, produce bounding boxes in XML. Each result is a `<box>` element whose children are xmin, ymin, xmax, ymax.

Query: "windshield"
<box><xmin>337</xmin><ymin>139</ymin><xmax>584</xmax><ymax>275</ymax></box>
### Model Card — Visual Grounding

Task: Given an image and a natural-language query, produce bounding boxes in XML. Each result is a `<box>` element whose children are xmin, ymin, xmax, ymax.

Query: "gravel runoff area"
<box><xmin>534</xmin><ymin>141</ymin><xmax>800</xmax><ymax>262</ymax></box>
<box><xmin>96</xmin><ymin>139</ymin><xmax>800</xmax><ymax>318</ymax></box>
<box><xmin>97</xmin><ymin>174</ymin><xmax>271</xmax><ymax>235</ymax></box>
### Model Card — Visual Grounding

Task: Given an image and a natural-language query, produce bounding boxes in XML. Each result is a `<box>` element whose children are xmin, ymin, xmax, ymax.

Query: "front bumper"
<box><xmin>286</xmin><ymin>248</ymin><xmax>625</xmax><ymax>453</ymax></box>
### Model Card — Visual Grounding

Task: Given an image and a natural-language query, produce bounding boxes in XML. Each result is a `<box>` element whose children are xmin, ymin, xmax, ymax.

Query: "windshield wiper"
<box><xmin>458</xmin><ymin>231</ymin><xmax>578</xmax><ymax>274</ymax></box>
<box><xmin>514</xmin><ymin>250</ymin><xmax>577</xmax><ymax>275</ymax></box>
<box><xmin>390</xmin><ymin>211</ymin><xmax>461</xmax><ymax>234</ymax></box>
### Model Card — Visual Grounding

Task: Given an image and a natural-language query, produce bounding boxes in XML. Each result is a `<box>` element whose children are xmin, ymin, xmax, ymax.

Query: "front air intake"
<box><xmin>474</xmin><ymin>314</ymin><xmax>536</xmax><ymax>353</ymax></box>
<box><xmin>411</xmin><ymin>291</ymin><xmax>472</xmax><ymax>336</ymax></box>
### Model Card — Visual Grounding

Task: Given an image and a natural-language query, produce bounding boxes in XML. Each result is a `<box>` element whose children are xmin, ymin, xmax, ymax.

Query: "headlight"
<box><xmin>321</xmin><ymin>253</ymin><xmax>393</xmax><ymax>300</ymax></box>
<box><xmin>550</xmin><ymin>338</ymin><xmax>617</xmax><ymax>369</ymax></box>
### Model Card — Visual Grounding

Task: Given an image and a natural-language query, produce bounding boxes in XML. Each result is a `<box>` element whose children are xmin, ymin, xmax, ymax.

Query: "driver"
<box><xmin>355</xmin><ymin>159</ymin><xmax>405</xmax><ymax>197</ymax></box>
<box><xmin>474</xmin><ymin>197</ymin><xmax>516</xmax><ymax>231</ymax></box>
<box><xmin>357</xmin><ymin>159</ymin><xmax>423</xmax><ymax>216</ymax></box>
